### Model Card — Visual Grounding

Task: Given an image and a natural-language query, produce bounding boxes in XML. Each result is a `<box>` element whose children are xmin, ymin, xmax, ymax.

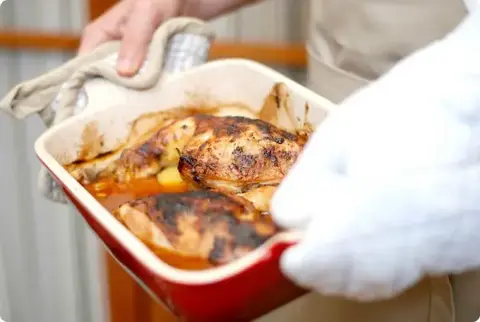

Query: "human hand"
<box><xmin>270</xmin><ymin>7</ymin><xmax>480</xmax><ymax>301</ymax></box>
<box><xmin>79</xmin><ymin>0</ymin><xmax>184</xmax><ymax>76</ymax></box>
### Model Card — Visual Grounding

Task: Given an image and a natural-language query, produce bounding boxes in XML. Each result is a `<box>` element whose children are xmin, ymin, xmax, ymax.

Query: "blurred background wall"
<box><xmin>0</xmin><ymin>1</ymin><xmax>307</xmax><ymax>322</ymax></box>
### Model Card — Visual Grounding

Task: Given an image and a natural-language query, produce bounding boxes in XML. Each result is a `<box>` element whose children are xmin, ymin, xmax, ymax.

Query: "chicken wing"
<box><xmin>106</xmin><ymin>116</ymin><xmax>197</xmax><ymax>182</ymax></box>
<box><xmin>67</xmin><ymin>108</ymin><xmax>198</xmax><ymax>184</ymax></box>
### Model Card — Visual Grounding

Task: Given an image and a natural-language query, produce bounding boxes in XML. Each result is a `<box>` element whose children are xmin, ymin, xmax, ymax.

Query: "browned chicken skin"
<box><xmin>106</xmin><ymin>114</ymin><xmax>306</xmax><ymax>193</ymax></box>
<box><xmin>114</xmin><ymin>190</ymin><xmax>278</xmax><ymax>265</ymax></box>
<box><xmin>107</xmin><ymin>116</ymin><xmax>197</xmax><ymax>182</ymax></box>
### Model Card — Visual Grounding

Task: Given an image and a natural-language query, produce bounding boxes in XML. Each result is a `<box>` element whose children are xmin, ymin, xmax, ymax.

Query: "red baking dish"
<box><xmin>34</xmin><ymin>59</ymin><xmax>336</xmax><ymax>322</ymax></box>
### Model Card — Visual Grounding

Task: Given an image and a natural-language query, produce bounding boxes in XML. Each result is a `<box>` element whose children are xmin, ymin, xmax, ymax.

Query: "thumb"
<box><xmin>116</xmin><ymin>1</ymin><xmax>164</xmax><ymax>76</ymax></box>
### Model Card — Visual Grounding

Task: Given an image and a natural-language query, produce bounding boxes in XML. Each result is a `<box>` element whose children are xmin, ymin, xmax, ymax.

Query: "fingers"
<box><xmin>78</xmin><ymin>0</ymin><xmax>133</xmax><ymax>54</ymax></box>
<box><xmin>79</xmin><ymin>0</ymin><xmax>179</xmax><ymax>77</ymax></box>
<box><xmin>116</xmin><ymin>0</ymin><xmax>164</xmax><ymax>76</ymax></box>
<box><xmin>78</xmin><ymin>24</ymin><xmax>110</xmax><ymax>54</ymax></box>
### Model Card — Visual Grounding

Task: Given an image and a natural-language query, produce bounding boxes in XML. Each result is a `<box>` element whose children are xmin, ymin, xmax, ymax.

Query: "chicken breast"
<box><xmin>178</xmin><ymin>115</ymin><xmax>306</xmax><ymax>193</ymax></box>
<box><xmin>114</xmin><ymin>190</ymin><xmax>278</xmax><ymax>265</ymax></box>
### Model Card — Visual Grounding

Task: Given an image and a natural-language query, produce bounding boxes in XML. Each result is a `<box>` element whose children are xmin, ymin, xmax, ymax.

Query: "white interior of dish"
<box><xmin>35</xmin><ymin>59</ymin><xmax>336</xmax><ymax>284</ymax></box>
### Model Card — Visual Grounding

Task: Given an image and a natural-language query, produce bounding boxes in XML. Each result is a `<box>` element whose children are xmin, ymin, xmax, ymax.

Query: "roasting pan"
<box><xmin>34</xmin><ymin>59</ymin><xmax>336</xmax><ymax>322</ymax></box>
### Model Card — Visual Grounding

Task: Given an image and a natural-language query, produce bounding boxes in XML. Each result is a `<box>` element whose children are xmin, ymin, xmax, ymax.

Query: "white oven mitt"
<box><xmin>271</xmin><ymin>2</ymin><xmax>480</xmax><ymax>300</ymax></box>
<box><xmin>0</xmin><ymin>17</ymin><xmax>213</xmax><ymax>204</ymax></box>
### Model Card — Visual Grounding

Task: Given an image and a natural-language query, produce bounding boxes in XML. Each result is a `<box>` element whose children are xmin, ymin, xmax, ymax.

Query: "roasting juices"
<box><xmin>84</xmin><ymin>164</ymin><xmax>278</xmax><ymax>271</ymax></box>
<box><xmin>84</xmin><ymin>173</ymin><xmax>216</xmax><ymax>270</ymax></box>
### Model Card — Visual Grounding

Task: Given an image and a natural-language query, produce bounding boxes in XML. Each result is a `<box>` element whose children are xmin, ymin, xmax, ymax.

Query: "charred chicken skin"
<box><xmin>107</xmin><ymin>116</ymin><xmax>197</xmax><ymax>182</ymax></box>
<box><xmin>114</xmin><ymin>190</ymin><xmax>278</xmax><ymax>265</ymax></box>
<box><xmin>105</xmin><ymin>114</ymin><xmax>306</xmax><ymax>193</ymax></box>
<box><xmin>178</xmin><ymin>115</ymin><xmax>306</xmax><ymax>193</ymax></box>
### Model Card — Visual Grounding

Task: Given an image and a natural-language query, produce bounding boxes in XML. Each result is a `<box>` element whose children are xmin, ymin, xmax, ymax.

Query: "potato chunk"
<box><xmin>157</xmin><ymin>166</ymin><xmax>184</xmax><ymax>186</ymax></box>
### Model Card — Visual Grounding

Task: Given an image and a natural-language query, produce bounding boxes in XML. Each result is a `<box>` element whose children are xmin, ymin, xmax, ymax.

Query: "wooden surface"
<box><xmin>0</xmin><ymin>29</ymin><xmax>80</xmax><ymax>51</ymax></box>
<box><xmin>211</xmin><ymin>41</ymin><xmax>306</xmax><ymax>67</ymax></box>
<box><xmin>106</xmin><ymin>254</ymin><xmax>177</xmax><ymax>322</ymax></box>
<box><xmin>89</xmin><ymin>0</ymin><xmax>117</xmax><ymax>20</ymax></box>
<box><xmin>0</xmin><ymin>29</ymin><xmax>307</xmax><ymax>67</ymax></box>
<box><xmin>106</xmin><ymin>255</ymin><xmax>137</xmax><ymax>322</ymax></box>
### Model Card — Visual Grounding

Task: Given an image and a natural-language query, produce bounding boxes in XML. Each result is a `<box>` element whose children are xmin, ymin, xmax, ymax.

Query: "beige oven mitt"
<box><xmin>0</xmin><ymin>17</ymin><xmax>214</xmax><ymax>204</ymax></box>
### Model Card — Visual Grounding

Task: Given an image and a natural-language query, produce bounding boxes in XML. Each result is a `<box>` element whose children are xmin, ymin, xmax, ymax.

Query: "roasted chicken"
<box><xmin>114</xmin><ymin>190</ymin><xmax>278</xmax><ymax>265</ymax></box>
<box><xmin>69</xmin><ymin>83</ymin><xmax>313</xmax><ymax>266</ymax></box>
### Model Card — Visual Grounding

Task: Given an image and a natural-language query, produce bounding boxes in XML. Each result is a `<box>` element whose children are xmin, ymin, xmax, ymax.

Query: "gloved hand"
<box><xmin>270</xmin><ymin>4</ymin><xmax>480</xmax><ymax>301</ymax></box>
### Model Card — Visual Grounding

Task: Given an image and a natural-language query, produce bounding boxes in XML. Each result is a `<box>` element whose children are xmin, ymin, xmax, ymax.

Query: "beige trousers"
<box><xmin>258</xmin><ymin>0</ymin><xmax>480</xmax><ymax>321</ymax></box>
